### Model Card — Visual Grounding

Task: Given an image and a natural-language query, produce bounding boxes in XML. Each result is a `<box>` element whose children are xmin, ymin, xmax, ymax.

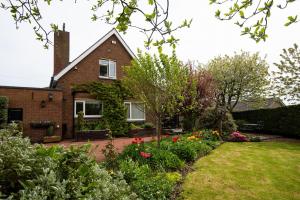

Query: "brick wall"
<box><xmin>56</xmin><ymin>34</ymin><xmax>134</xmax><ymax>138</ymax></box>
<box><xmin>0</xmin><ymin>86</ymin><xmax>63</xmax><ymax>142</ymax></box>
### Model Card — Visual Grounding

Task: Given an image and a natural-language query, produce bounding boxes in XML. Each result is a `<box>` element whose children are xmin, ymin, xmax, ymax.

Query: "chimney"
<box><xmin>53</xmin><ymin>23</ymin><xmax>70</xmax><ymax>76</ymax></box>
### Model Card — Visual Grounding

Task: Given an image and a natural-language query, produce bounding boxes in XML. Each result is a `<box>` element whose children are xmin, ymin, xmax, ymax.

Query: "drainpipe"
<box><xmin>72</xmin><ymin>90</ymin><xmax>75</xmax><ymax>140</ymax></box>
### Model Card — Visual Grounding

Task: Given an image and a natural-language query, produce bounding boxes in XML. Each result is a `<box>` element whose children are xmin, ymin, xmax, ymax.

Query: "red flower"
<box><xmin>140</xmin><ymin>151</ymin><xmax>152</xmax><ymax>158</ymax></box>
<box><xmin>132</xmin><ymin>137</ymin><xmax>144</xmax><ymax>144</ymax></box>
<box><xmin>172</xmin><ymin>136</ymin><xmax>179</xmax><ymax>143</ymax></box>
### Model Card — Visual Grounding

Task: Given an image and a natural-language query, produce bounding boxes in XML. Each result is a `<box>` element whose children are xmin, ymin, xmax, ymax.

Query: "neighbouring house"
<box><xmin>232</xmin><ymin>98</ymin><xmax>285</xmax><ymax>112</ymax></box>
<box><xmin>0</xmin><ymin>28</ymin><xmax>149</xmax><ymax>142</ymax></box>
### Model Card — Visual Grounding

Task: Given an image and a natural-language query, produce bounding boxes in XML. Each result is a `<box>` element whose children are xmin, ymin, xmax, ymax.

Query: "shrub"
<box><xmin>228</xmin><ymin>131</ymin><xmax>249</xmax><ymax>142</ymax></box>
<box><xmin>131</xmin><ymin>173</ymin><xmax>177</xmax><ymax>200</ymax></box>
<box><xmin>119</xmin><ymin>159</ymin><xmax>151</xmax><ymax>183</ymax></box>
<box><xmin>233</xmin><ymin>105</ymin><xmax>300</xmax><ymax>138</ymax></box>
<box><xmin>196</xmin><ymin>107</ymin><xmax>237</xmax><ymax>134</ymax></box>
<box><xmin>0</xmin><ymin>96</ymin><xmax>8</xmax><ymax>127</ymax></box>
<box><xmin>169</xmin><ymin>141</ymin><xmax>198</xmax><ymax>162</ymax></box>
<box><xmin>141</xmin><ymin>122</ymin><xmax>154</xmax><ymax>129</ymax></box>
<box><xmin>0</xmin><ymin>127</ymin><xmax>138</xmax><ymax>199</ymax></box>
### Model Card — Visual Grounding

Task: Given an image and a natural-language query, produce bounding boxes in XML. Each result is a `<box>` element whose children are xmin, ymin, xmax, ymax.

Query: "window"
<box><xmin>75</xmin><ymin>100</ymin><xmax>103</xmax><ymax>118</ymax></box>
<box><xmin>99</xmin><ymin>59</ymin><xmax>116</xmax><ymax>79</ymax></box>
<box><xmin>8</xmin><ymin>108</ymin><xmax>23</xmax><ymax>122</ymax></box>
<box><xmin>125</xmin><ymin>102</ymin><xmax>145</xmax><ymax>121</ymax></box>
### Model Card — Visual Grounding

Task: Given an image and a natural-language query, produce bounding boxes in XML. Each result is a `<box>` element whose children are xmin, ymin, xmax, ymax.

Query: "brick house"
<box><xmin>0</xmin><ymin>28</ymin><xmax>147</xmax><ymax>142</ymax></box>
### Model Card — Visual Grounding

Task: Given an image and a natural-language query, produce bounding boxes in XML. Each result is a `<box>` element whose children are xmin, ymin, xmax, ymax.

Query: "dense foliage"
<box><xmin>181</xmin><ymin>66</ymin><xmax>217</xmax><ymax>130</ymax></box>
<box><xmin>208</xmin><ymin>51</ymin><xmax>269</xmax><ymax>112</ymax></box>
<box><xmin>0</xmin><ymin>96</ymin><xmax>8</xmax><ymax>128</ymax></box>
<box><xmin>74</xmin><ymin>81</ymin><xmax>130</xmax><ymax>136</ymax></box>
<box><xmin>196</xmin><ymin>107</ymin><xmax>237</xmax><ymax>134</ymax></box>
<box><xmin>233</xmin><ymin>105</ymin><xmax>300</xmax><ymax>138</ymax></box>
<box><xmin>116</xmin><ymin>132</ymin><xmax>221</xmax><ymax>199</ymax></box>
<box><xmin>0</xmin><ymin>126</ymin><xmax>138</xmax><ymax>199</ymax></box>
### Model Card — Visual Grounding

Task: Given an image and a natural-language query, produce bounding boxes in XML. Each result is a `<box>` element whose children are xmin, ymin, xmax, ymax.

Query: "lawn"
<box><xmin>181</xmin><ymin>141</ymin><xmax>300</xmax><ymax>200</ymax></box>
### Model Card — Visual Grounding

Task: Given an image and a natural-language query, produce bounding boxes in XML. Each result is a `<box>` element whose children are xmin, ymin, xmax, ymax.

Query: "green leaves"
<box><xmin>210</xmin><ymin>0</ymin><xmax>299</xmax><ymax>42</ymax></box>
<box><xmin>285</xmin><ymin>15</ymin><xmax>298</xmax><ymax>26</ymax></box>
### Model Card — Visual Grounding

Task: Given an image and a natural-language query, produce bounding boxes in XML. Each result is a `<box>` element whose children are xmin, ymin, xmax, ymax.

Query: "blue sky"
<box><xmin>0</xmin><ymin>0</ymin><xmax>299</xmax><ymax>87</ymax></box>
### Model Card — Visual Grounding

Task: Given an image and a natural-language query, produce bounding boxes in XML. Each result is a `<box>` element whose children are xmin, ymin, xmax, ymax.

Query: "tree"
<box><xmin>1</xmin><ymin>0</ymin><xmax>191</xmax><ymax>49</ymax></box>
<box><xmin>272</xmin><ymin>43</ymin><xmax>300</xmax><ymax>103</ymax></box>
<box><xmin>207</xmin><ymin>51</ymin><xmax>269</xmax><ymax>112</ymax></box>
<box><xmin>181</xmin><ymin>64</ymin><xmax>217</xmax><ymax>130</ymax></box>
<box><xmin>210</xmin><ymin>0</ymin><xmax>299</xmax><ymax>42</ymax></box>
<box><xmin>122</xmin><ymin>50</ymin><xmax>188</xmax><ymax>147</ymax></box>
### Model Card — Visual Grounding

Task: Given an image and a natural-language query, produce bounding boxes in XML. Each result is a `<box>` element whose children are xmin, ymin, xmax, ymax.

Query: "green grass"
<box><xmin>181</xmin><ymin>141</ymin><xmax>300</xmax><ymax>200</ymax></box>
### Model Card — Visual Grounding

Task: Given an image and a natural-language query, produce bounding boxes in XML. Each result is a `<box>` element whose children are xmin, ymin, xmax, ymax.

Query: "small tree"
<box><xmin>123</xmin><ymin>50</ymin><xmax>188</xmax><ymax>147</ymax></box>
<box><xmin>181</xmin><ymin>65</ymin><xmax>216</xmax><ymax>130</ymax></box>
<box><xmin>272</xmin><ymin>43</ymin><xmax>300</xmax><ymax>103</ymax></box>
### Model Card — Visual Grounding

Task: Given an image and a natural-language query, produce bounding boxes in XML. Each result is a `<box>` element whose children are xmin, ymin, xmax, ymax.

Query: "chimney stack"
<box><xmin>53</xmin><ymin>23</ymin><xmax>70</xmax><ymax>76</ymax></box>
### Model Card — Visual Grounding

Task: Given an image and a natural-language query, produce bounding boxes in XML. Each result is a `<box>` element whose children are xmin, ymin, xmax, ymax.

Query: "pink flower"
<box><xmin>132</xmin><ymin>137</ymin><xmax>144</xmax><ymax>144</ymax></box>
<box><xmin>140</xmin><ymin>151</ymin><xmax>152</xmax><ymax>158</ymax></box>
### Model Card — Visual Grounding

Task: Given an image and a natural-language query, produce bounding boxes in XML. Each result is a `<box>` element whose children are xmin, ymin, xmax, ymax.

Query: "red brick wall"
<box><xmin>56</xmin><ymin>34</ymin><xmax>133</xmax><ymax>138</ymax></box>
<box><xmin>0</xmin><ymin>87</ymin><xmax>63</xmax><ymax>142</ymax></box>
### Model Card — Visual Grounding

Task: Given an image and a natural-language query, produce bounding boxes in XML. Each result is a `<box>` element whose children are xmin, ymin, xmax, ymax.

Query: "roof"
<box><xmin>53</xmin><ymin>29</ymin><xmax>135</xmax><ymax>81</ymax></box>
<box><xmin>232</xmin><ymin>98</ymin><xmax>285</xmax><ymax>112</ymax></box>
<box><xmin>0</xmin><ymin>85</ymin><xmax>62</xmax><ymax>92</ymax></box>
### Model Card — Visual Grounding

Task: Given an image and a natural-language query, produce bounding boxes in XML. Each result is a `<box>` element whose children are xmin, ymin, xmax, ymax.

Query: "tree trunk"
<box><xmin>156</xmin><ymin>116</ymin><xmax>162</xmax><ymax>148</ymax></box>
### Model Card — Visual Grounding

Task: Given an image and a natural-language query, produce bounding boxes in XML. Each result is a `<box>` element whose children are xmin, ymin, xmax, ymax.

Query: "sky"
<box><xmin>0</xmin><ymin>0</ymin><xmax>299</xmax><ymax>88</ymax></box>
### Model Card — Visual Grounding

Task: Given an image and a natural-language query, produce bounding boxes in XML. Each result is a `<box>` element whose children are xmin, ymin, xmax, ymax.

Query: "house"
<box><xmin>0</xmin><ymin>28</ymin><xmax>148</xmax><ymax>142</ymax></box>
<box><xmin>232</xmin><ymin>98</ymin><xmax>285</xmax><ymax>112</ymax></box>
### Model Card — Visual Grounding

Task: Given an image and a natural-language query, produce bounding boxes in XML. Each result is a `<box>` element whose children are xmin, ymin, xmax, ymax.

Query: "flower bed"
<box><xmin>114</xmin><ymin>130</ymin><xmax>222</xmax><ymax>199</ymax></box>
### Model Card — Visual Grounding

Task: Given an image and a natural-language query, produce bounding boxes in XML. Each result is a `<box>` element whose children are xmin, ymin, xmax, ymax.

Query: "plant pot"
<box><xmin>43</xmin><ymin>135</ymin><xmax>61</xmax><ymax>143</ymax></box>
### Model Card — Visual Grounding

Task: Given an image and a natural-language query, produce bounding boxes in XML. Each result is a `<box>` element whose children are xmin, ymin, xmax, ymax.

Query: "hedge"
<box><xmin>232</xmin><ymin>105</ymin><xmax>300</xmax><ymax>138</ymax></box>
<box><xmin>0</xmin><ymin>96</ymin><xmax>8</xmax><ymax>127</ymax></box>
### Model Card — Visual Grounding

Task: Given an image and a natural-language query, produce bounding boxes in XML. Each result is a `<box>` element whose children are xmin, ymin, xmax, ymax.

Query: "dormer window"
<box><xmin>99</xmin><ymin>59</ymin><xmax>116</xmax><ymax>79</ymax></box>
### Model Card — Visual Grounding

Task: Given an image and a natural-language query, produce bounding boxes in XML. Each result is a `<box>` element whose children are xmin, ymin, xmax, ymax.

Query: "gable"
<box><xmin>53</xmin><ymin>29</ymin><xmax>135</xmax><ymax>81</ymax></box>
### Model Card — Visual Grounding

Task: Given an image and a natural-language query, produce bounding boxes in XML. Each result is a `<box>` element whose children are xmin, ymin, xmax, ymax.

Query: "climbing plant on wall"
<box><xmin>74</xmin><ymin>81</ymin><xmax>131</xmax><ymax>136</ymax></box>
<box><xmin>0</xmin><ymin>96</ymin><xmax>8</xmax><ymax>128</ymax></box>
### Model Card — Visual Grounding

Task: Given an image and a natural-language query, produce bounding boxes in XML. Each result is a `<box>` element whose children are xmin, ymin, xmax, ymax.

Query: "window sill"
<box><xmin>127</xmin><ymin>119</ymin><xmax>145</xmax><ymax>122</ymax></box>
<box><xmin>99</xmin><ymin>76</ymin><xmax>116</xmax><ymax>80</ymax></box>
<box><xmin>75</xmin><ymin>115</ymin><xmax>103</xmax><ymax>118</ymax></box>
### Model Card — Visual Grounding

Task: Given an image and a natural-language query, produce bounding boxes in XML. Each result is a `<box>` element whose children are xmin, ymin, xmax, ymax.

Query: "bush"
<box><xmin>131</xmin><ymin>173</ymin><xmax>177</xmax><ymax>200</ymax></box>
<box><xmin>227</xmin><ymin>131</ymin><xmax>248</xmax><ymax>142</ymax></box>
<box><xmin>168</xmin><ymin>142</ymin><xmax>198</xmax><ymax>162</ymax></box>
<box><xmin>233</xmin><ymin>105</ymin><xmax>300</xmax><ymax>138</ymax></box>
<box><xmin>0</xmin><ymin>96</ymin><xmax>8</xmax><ymax>127</ymax></box>
<box><xmin>196</xmin><ymin>107</ymin><xmax>237</xmax><ymax>134</ymax></box>
<box><xmin>141</xmin><ymin>122</ymin><xmax>154</xmax><ymax>129</ymax></box>
<box><xmin>0</xmin><ymin>127</ymin><xmax>138</xmax><ymax>199</ymax></box>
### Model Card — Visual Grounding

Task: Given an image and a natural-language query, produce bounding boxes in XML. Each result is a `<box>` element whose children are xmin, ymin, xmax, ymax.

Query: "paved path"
<box><xmin>45</xmin><ymin>136</ymin><xmax>154</xmax><ymax>162</ymax></box>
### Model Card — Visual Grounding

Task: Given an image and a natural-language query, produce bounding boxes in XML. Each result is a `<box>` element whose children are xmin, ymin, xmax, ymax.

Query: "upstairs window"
<box><xmin>99</xmin><ymin>59</ymin><xmax>116</xmax><ymax>79</ymax></box>
<box><xmin>75</xmin><ymin>100</ymin><xmax>103</xmax><ymax>118</ymax></box>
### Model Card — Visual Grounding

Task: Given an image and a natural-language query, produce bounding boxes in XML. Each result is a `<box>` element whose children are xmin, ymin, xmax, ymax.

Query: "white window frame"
<box><xmin>74</xmin><ymin>100</ymin><xmax>103</xmax><ymax>118</ymax></box>
<box><xmin>125</xmin><ymin>102</ymin><xmax>145</xmax><ymax>121</ymax></box>
<box><xmin>99</xmin><ymin>59</ymin><xmax>117</xmax><ymax>79</ymax></box>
